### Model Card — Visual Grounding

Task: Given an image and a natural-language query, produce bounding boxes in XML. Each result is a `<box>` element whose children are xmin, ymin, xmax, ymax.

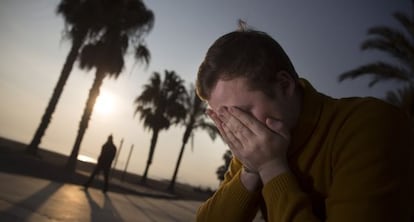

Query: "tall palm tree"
<box><xmin>167</xmin><ymin>85</ymin><xmax>218</xmax><ymax>192</ymax></box>
<box><xmin>134</xmin><ymin>70</ymin><xmax>187</xmax><ymax>183</ymax></box>
<box><xmin>65</xmin><ymin>0</ymin><xmax>154</xmax><ymax>171</ymax></box>
<box><xmin>26</xmin><ymin>0</ymin><xmax>107</xmax><ymax>155</ymax></box>
<box><xmin>338</xmin><ymin>9</ymin><xmax>414</xmax><ymax>118</ymax></box>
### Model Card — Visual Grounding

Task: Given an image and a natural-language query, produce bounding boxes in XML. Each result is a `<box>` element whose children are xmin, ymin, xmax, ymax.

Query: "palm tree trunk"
<box><xmin>168</xmin><ymin>126</ymin><xmax>191</xmax><ymax>192</ymax></box>
<box><xmin>66</xmin><ymin>68</ymin><xmax>105</xmax><ymax>172</ymax></box>
<box><xmin>26</xmin><ymin>32</ymin><xmax>86</xmax><ymax>155</ymax></box>
<box><xmin>141</xmin><ymin>128</ymin><xmax>159</xmax><ymax>183</ymax></box>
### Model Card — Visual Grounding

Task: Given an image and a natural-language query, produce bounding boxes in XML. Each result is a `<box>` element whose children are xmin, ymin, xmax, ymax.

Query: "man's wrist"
<box><xmin>258</xmin><ymin>160</ymin><xmax>290</xmax><ymax>185</ymax></box>
<box><xmin>240</xmin><ymin>167</ymin><xmax>261</xmax><ymax>192</ymax></box>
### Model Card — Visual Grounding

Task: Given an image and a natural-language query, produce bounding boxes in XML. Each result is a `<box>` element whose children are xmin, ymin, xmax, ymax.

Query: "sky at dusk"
<box><xmin>0</xmin><ymin>0</ymin><xmax>410</xmax><ymax>189</ymax></box>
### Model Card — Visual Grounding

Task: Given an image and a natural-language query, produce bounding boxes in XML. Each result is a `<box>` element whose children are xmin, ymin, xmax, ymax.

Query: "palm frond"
<box><xmin>57</xmin><ymin>0</ymin><xmax>107</xmax><ymax>42</ymax></box>
<box><xmin>363</xmin><ymin>26</ymin><xmax>414</xmax><ymax>70</ymax></box>
<box><xmin>136</xmin><ymin>72</ymin><xmax>161</xmax><ymax>104</ymax></box>
<box><xmin>362</xmin><ymin>37</ymin><xmax>414</xmax><ymax>71</ymax></box>
<box><xmin>134</xmin><ymin>70</ymin><xmax>187</xmax><ymax>131</ymax></box>
<box><xmin>122</xmin><ymin>0</ymin><xmax>154</xmax><ymax>35</ymax></box>
<box><xmin>394</xmin><ymin>12</ymin><xmax>414</xmax><ymax>40</ymax></box>
<box><xmin>338</xmin><ymin>8</ymin><xmax>414</xmax><ymax>121</ymax></box>
<box><xmin>65</xmin><ymin>0</ymin><xmax>154</xmax><ymax>78</ymax></box>
<box><xmin>135</xmin><ymin>44</ymin><xmax>151</xmax><ymax>67</ymax></box>
<box><xmin>195</xmin><ymin>121</ymin><xmax>219</xmax><ymax>140</ymax></box>
<box><xmin>338</xmin><ymin>62</ymin><xmax>411</xmax><ymax>87</ymax></box>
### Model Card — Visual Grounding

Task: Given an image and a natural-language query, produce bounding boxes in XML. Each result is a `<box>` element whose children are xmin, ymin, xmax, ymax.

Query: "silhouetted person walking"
<box><xmin>84</xmin><ymin>135</ymin><xmax>117</xmax><ymax>193</ymax></box>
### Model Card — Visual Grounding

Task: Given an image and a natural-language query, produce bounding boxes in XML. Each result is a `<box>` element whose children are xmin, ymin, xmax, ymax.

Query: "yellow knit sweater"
<box><xmin>197</xmin><ymin>79</ymin><xmax>413</xmax><ymax>222</ymax></box>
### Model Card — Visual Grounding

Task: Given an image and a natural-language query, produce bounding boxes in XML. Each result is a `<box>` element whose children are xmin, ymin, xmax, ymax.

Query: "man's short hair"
<box><xmin>196</xmin><ymin>30</ymin><xmax>298</xmax><ymax>100</ymax></box>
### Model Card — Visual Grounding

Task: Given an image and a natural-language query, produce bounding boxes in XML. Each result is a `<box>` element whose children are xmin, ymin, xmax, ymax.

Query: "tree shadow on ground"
<box><xmin>0</xmin><ymin>181</ymin><xmax>63</xmax><ymax>221</ymax></box>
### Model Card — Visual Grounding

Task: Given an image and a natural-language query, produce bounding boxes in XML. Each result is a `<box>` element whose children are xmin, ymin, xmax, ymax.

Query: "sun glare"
<box><xmin>94</xmin><ymin>91</ymin><xmax>115</xmax><ymax>116</ymax></box>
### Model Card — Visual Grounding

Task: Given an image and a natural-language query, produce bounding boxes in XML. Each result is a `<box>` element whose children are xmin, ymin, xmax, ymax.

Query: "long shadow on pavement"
<box><xmin>0</xmin><ymin>181</ymin><xmax>63</xmax><ymax>221</ymax></box>
<box><xmin>85</xmin><ymin>190</ymin><xmax>123</xmax><ymax>222</ymax></box>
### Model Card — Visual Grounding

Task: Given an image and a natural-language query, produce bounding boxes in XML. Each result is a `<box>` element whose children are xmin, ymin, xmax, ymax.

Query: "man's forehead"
<box><xmin>207</xmin><ymin>81</ymin><xmax>249</xmax><ymax>111</ymax></box>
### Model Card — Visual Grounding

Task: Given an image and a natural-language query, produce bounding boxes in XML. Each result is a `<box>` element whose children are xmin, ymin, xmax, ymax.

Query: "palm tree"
<box><xmin>338</xmin><ymin>8</ymin><xmax>414</xmax><ymax>118</ymax></box>
<box><xmin>134</xmin><ymin>70</ymin><xmax>187</xmax><ymax>183</ymax></box>
<box><xmin>26</xmin><ymin>0</ymin><xmax>107</xmax><ymax>155</ymax></box>
<box><xmin>65</xmin><ymin>0</ymin><xmax>154</xmax><ymax>171</ymax></box>
<box><xmin>167</xmin><ymin>85</ymin><xmax>218</xmax><ymax>192</ymax></box>
<box><xmin>216</xmin><ymin>150</ymin><xmax>233</xmax><ymax>183</ymax></box>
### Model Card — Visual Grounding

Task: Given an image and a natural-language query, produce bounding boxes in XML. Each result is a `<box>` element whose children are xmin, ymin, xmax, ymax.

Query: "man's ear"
<box><xmin>275</xmin><ymin>71</ymin><xmax>296</xmax><ymax>96</ymax></box>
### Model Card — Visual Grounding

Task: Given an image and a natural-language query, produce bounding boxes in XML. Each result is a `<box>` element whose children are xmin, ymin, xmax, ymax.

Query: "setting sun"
<box><xmin>94</xmin><ymin>90</ymin><xmax>116</xmax><ymax>116</ymax></box>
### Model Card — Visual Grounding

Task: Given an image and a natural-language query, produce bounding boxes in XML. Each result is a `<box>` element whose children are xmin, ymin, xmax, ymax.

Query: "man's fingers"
<box><xmin>207</xmin><ymin>109</ymin><xmax>227</xmax><ymax>140</ymax></box>
<box><xmin>218</xmin><ymin>106</ymin><xmax>255</xmax><ymax>138</ymax></box>
<box><xmin>207</xmin><ymin>108</ymin><xmax>244</xmax><ymax>151</ymax></box>
<box><xmin>207</xmin><ymin>109</ymin><xmax>240</xmax><ymax>148</ymax></box>
<box><xmin>206</xmin><ymin>109</ymin><xmax>221</xmax><ymax>125</ymax></box>
<box><xmin>222</xmin><ymin>123</ymin><xmax>243</xmax><ymax>151</ymax></box>
<box><xmin>228</xmin><ymin>107</ymin><xmax>266</xmax><ymax>135</ymax></box>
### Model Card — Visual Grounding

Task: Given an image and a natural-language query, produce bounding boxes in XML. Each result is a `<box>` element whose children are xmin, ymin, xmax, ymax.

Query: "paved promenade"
<box><xmin>0</xmin><ymin>172</ymin><xmax>202</xmax><ymax>221</ymax></box>
<box><xmin>0</xmin><ymin>138</ymin><xmax>264</xmax><ymax>222</ymax></box>
<box><xmin>0</xmin><ymin>138</ymin><xmax>206</xmax><ymax>222</ymax></box>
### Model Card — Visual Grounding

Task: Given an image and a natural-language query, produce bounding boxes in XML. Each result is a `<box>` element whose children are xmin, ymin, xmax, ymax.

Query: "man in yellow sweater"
<box><xmin>195</xmin><ymin>29</ymin><xmax>413</xmax><ymax>221</ymax></box>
